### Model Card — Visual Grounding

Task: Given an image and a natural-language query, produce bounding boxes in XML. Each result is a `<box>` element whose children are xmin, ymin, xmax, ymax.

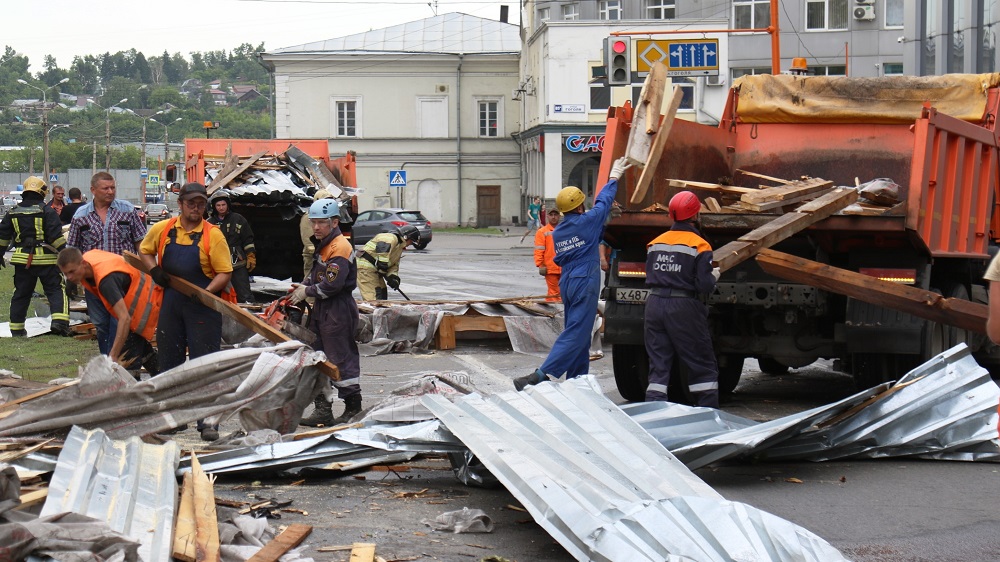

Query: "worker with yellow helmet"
<box><xmin>514</xmin><ymin>156</ymin><xmax>631</xmax><ymax>390</ymax></box>
<box><xmin>0</xmin><ymin>176</ymin><xmax>71</xmax><ymax>336</ymax></box>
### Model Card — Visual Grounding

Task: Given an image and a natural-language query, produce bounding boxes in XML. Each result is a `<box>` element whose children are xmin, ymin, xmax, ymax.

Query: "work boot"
<box><xmin>49</xmin><ymin>321</ymin><xmax>73</xmax><ymax>337</ymax></box>
<box><xmin>513</xmin><ymin>369</ymin><xmax>545</xmax><ymax>391</ymax></box>
<box><xmin>200</xmin><ymin>427</ymin><xmax>219</xmax><ymax>441</ymax></box>
<box><xmin>375</xmin><ymin>287</ymin><xmax>388</xmax><ymax>300</ymax></box>
<box><xmin>10</xmin><ymin>329</ymin><xmax>26</xmax><ymax>337</ymax></box>
<box><xmin>331</xmin><ymin>395</ymin><xmax>362</xmax><ymax>425</ymax></box>
<box><xmin>300</xmin><ymin>395</ymin><xmax>334</xmax><ymax>427</ymax></box>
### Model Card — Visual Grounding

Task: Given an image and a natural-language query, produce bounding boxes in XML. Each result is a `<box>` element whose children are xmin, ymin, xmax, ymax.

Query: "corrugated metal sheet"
<box><xmin>41</xmin><ymin>426</ymin><xmax>179</xmax><ymax>562</ymax></box>
<box><xmin>423</xmin><ymin>378</ymin><xmax>848</xmax><ymax>562</ymax></box>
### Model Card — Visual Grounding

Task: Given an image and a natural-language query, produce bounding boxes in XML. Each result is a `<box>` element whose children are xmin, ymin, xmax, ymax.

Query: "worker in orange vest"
<box><xmin>534</xmin><ymin>208</ymin><xmax>563</xmax><ymax>302</ymax></box>
<box><xmin>56</xmin><ymin>247</ymin><xmax>161</xmax><ymax>374</ymax></box>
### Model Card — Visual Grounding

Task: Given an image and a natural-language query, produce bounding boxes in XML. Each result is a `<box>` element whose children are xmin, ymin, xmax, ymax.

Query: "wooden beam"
<box><xmin>207</xmin><ymin>150</ymin><xmax>267</xmax><ymax>195</ymax></box>
<box><xmin>705</xmin><ymin>197</ymin><xmax>722</xmax><ymax>213</ymax></box>
<box><xmin>732</xmin><ymin>190</ymin><xmax>828</xmax><ymax>212</ymax></box>
<box><xmin>756</xmin><ymin>249</ymin><xmax>988</xmax><ymax>334</ymax></box>
<box><xmin>624</xmin><ymin>62</ymin><xmax>667</xmax><ymax>165</ymax></box>
<box><xmin>173</xmin><ymin>472</ymin><xmax>197</xmax><ymax>562</ymax></box>
<box><xmin>713</xmin><ymin>187</ymin><xmax>857</xmax><ymax>272</ymax></box>
<box><xmin>631</xmin><ymin>86</ymin><xmax>684</xmax><ymax>205</ymax></box>
<box><xmin>247</xmin><ymin>524</ymin><xmax>313</xmax><ymax>562</ymax></box>
<box><xmin>668</xmin><ymin>179</ymin><xmax>757</xmax><ymax>195</ymax></box>
<box><xmin>349</xmin><ymin>543</ymin><xmax>377</xmax><ymax>562</ymax></box>
<box><xmin>735</xmin><ymin>169</ymin><xmax>794</xmax><ymax>185</ymax></box>
<box><xmin>740</xmin><ymin>178</ymin><xmax>833</xmax><ymax>205</ymax></box>
<box><xmin>191</xmin><ymin>454</ymin><xmax>221</xmax><ymax>562</ymax></box>
<box><xmin>123</xmin><ymin>252</ymin><xmax>339</xmax><ymax>382</ymax></box>
<box><xmin>434</xmin><ymin>315</ymin><xmax>457</xmax><ymax>350</ymax></box>
<box><xmin>14</xmin><ymin>488</ymin><xmax>47</xmax><ymax>510</ymax></box>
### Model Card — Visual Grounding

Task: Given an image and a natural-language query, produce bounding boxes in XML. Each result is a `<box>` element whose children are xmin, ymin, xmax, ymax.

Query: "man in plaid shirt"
<box><xmin>68</xmin><ymin>172</ymin><xmax>147</xmax><ymax>355</ymax></box>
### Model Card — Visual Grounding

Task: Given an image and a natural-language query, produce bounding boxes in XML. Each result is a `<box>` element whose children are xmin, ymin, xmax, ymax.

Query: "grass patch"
<box><xmin>0</xmin><ymin>263</ymin><xmax>99</xmax><ymax>382</ymax></box>
<box><xmin>436</xmin><ymin>226</ymin><xmax>506</xmax><ymax>235</ymax></box>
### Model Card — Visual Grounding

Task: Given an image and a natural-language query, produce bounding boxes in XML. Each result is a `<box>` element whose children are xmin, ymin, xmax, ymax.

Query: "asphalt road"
<box><xmin>208</xmin><ymin>232</ymin><xmax>1000</xmax><ymax>562</ymax></box>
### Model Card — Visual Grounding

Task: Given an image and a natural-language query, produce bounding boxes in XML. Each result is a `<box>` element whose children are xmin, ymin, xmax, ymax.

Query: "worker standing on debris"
<box><xmin>514</xmin><ymin>157</ymin><xmax>630</xmax><ymax>390</ymax></box>
<box><xmin>208</xmin><ymin>189</ymin><xmax>257</xmax><ymax>303</ymax></box>
<box><xmin>0</xmin><ymin>176</ymin><xmax>71</xmax><ymax>337</ymax></box>
<box><xmin>534</xmin><ymin>208</ymin><xmax>562</xmax><ymax>302</ymax></box>
<box><xmin>642</xmin><ymin>191</ymin><xmax>721</xmax><ymax>408</ymax></box>
<box><xmin>140</xmin><ymin>182</ymin><xmax>232</xmax><ymax>441</ymax></box>
<box><xmin>289</xmin><ymin>198</ymin><xmax>362</xmax><ymax>426</ymax></box>
<box><xmin>301</xmin><ymin>189</ymin><xmax>333</xmax><ymax>278</ymax></box>
<box><xmin>57</xmin><ymin>248</ymin><xmax>160</xmax><ymax>375</ymax></box>
<box><xmin>68</xmin><ymin>172</ymin><xmax>147</xmax><ymax>354</ymax></box>
<box><xmin>356</xmin><ymin>225</ymin><xmax>420</xmax><ymax>300</ymax></box>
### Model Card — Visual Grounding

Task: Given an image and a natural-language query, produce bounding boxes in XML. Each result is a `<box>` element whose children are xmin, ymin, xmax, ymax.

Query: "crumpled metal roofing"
<box><xmin>40</xmin><ymin>426</ymin><xmax>179</xmax><ymax>562</ymax></box>
<box><xmin>423</xmin><ymin>377</ymin><xmax>848</xmax><ymax>562</ymax></box>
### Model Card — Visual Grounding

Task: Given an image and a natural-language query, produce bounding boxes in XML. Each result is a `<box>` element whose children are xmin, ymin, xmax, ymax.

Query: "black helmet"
<box><xmin>210</xmin><ymin>188</ymin><xmax>232</xmax><ymax>204</ymax></box>
<box><xmin>396</xmin><ymin>224</ymin><xmax>420</xmax><ymax>244</ymax></box>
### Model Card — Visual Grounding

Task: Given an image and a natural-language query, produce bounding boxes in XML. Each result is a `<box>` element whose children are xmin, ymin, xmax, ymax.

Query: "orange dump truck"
<box><xmin>597</xmin><ymin>73</ymin><xmax>1000</xmax><ymax>400</ymax></box>
<box><xmin>185</xmin><ymin>139</ymin><xmax>358</xmax><ymax>281</ymax></box>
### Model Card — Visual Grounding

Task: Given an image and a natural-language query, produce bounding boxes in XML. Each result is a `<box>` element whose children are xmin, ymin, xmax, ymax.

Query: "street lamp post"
<box><xmin>158</xmin><ymin>117</ymin><xmax>182</xmax><ymax>201</ymax></box>
<box><xmin>129</xmin><ymin>109</ymin><xmax>165</xmax><ymax>203</ymax></box>
<box><xmin>17</xmin><ymin>77</ymin><xmax>69</xmax><ymax>181</ymax></box>
<box><xmin>93</xmin><ymin>98</ymin><xmax>128</xmax><ymax>171</ymax></box>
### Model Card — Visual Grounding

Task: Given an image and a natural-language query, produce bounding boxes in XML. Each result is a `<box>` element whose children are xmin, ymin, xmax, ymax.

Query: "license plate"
<box><xmin>616</xmin><ymin>288</ymin><xmax>649</xmax><ymax>304</ymax></box>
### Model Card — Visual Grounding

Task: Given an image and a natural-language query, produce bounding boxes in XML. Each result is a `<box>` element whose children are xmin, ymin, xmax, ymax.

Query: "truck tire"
<box><xmin>612</xmin><ymin>344</ymin><xmax>648</xmax><ymax>402</ymax></box>
<box><xmin>756</xmin><ymin>357</ymin><xmax>789</xmax><ymax>376</ymax></box>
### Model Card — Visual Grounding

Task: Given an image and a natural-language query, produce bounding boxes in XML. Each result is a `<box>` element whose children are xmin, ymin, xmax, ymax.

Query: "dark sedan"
<box><xmin>351</xmin><ymin>208</ymin><xmax>432</xmax><ymax>249</ymax></box>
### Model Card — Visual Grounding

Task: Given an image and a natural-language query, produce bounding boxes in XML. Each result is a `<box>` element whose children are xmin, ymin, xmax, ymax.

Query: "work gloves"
<box><xmin>711</xmin><ymin>267</ymin><xmax>721</xmax><ymax>282</ymax></box>
<box><xmin>385</xmin><ymin>274</ymin><xmax>401</xmax><ymax>290</ymax></box>
<box><xmin>288</xmin><ymin>285</ymin><xmax>308</xmax><ymax>304</ymax></box>
<box><xmin>149</xmin><ymin>266</ymin><xmax>171</xmax><ymax>288</ymax></box>
<box><xmin>609</xmin><ymin>157</ymin><xmax>631</xmax><ymax>181</ymax></box>
<box><xmin>246</xmin><ymin>252</ymin><xmax>257</xmax><ymax>273</ymax></box>
<box><xmin>538</xmin><ymin>266</ymin><xmax>547</xmax><ymax>276</ymax></box>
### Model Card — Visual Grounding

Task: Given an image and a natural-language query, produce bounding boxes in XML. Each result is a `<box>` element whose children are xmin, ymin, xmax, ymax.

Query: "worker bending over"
<box><xmin>356</xmin><ymin>225</ymin><xmax>420</xmax><ymax>300</ymax></box>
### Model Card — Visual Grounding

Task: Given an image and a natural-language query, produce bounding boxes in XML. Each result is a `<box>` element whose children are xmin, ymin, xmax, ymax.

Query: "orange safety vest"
<box><xmin>81</xmin><ymin>249</ymin><xmax>162</xmax><ymax>341</ymax></box>
<box><xmin>157</xmin><ymin>217</ymin><xmax>238</xmax><ymax>303</ymax></box>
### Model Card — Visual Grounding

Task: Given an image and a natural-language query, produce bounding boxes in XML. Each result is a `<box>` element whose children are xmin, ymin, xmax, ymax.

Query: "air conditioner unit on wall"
<box><xmin>854</xmin><ymin>5</ymin><xmax>875</xmax><ymax>21</ymax></box>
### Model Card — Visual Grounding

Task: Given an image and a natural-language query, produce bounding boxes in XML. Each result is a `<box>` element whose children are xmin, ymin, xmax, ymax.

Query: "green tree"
<box><xmin>69</xmin><ymin>55</ymin><xmax>100</xmax><ymax>95</ymax></box>
<box><xmin>39</xmin><ymin>55</ymin><xmax>70</xmax><ymax>87</ymax></box>
<box><xmin>161</xmin><ymin>50</ymin><xmax>180</xmax><ymax>84</ymax></box>
<box><xmin>134</xmin><ymin>52</ymin><xmax>152</xmax><ymax>83</ymax></box>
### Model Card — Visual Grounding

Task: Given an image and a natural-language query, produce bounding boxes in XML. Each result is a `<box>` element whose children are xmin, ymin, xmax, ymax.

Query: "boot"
<box><xmin>375</xmin><ymin>287</ymin><xmax>388</xmax><ymax>300</ymax></box>
<box><xmin>300</xmin><ymin>395</ymin><xmax>334</xmax><ymax>427</ymax></box>
<box><xmin>513</xmin><ymin>369</ymin><xmax>545</xmax><ymax>391</ymax></box>
<box><xmin>49</xmin><ymin>321</ymin><xmax>73</xmax><ymax>337</ymax></box>
<box><xmin>332</xmin><ymin>395</ymin><xmax>362</xmax><ymax>425</ymax></box>
<box><xmin>140</xmin><ymin>346</ymin><xmax>160</xmax><ymax>376</ymax></box>
<box><xmin>10</xmin><ymin>329</ymin><xmax>26</xmax><ymax>337</ymax></box>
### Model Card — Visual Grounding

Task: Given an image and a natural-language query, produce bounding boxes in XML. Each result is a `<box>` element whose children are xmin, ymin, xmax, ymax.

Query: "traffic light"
<box><xmin>605</xmin><ymin>37</ymin><xmax>631</xmax><ymax>86</ymax></box>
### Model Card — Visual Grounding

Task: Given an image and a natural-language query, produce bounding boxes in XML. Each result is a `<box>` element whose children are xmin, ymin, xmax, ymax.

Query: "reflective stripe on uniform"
<box><xmin>333</xmin><ymin>377</ymin><xmax>359</xmax><ymax>387</ymax></box>
<box><xmin>648</xmin><ymin>243</ymin><xmax>697</xmax><ymax>256</ymax></box>
<box><xmin>9</xmin><ymin>322</ymin><xmax>24</xmax><ymax>331</ymax></box>
<box><xmin>688</xmin><ymin>381</ymin><xmax>719</xmax><ymax>392</ymax></box>
<box><xmin>646</xmin><ymin>382</ymin><xmax>668</xmax><ymax>393</ymax></box>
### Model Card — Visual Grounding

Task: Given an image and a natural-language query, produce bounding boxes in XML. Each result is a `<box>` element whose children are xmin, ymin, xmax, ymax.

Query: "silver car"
<box><xmin>351</xmin><ymin>208</ymin><xmax>432</xmax><ymax>249</ymax></box>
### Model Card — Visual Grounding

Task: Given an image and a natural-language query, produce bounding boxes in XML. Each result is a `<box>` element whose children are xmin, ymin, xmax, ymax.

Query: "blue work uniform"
<box><xmin>643</xmin><ymin>220</ymin><xmax>720</xmax><ymax>407</ymax></box>
<box><xmin>537</xmin><ymin>179</ymin><xmax>619</xmax><ymax>378</ymax></box>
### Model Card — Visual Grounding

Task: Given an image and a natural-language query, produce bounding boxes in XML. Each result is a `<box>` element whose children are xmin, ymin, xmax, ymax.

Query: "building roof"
<box><xmin>269</xmin><ymin>12</ymin><xmax>520</xmax><ymax>55</ymax></box>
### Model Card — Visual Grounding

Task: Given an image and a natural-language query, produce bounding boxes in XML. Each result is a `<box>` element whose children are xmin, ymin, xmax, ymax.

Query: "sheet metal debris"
<box><xmin>422</xmin><ymin>377</ymin><xmax>848</xmax><ymax>562</ymax></box>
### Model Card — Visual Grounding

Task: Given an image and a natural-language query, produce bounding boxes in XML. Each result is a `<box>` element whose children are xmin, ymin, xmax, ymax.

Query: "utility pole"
<box><xmin>97</xmin><ymin>97</ymin><xmax>128</xmax><ymax>172</ymax></box>
<box><xmin>17</xmin><ymin>77</ymin><xmax>68</xmax><ymax>181</ymax></box>
<box><xmin>91</xmin><ymin>141</ymin><xmax>97</xmax><ymax>177</ymax></box>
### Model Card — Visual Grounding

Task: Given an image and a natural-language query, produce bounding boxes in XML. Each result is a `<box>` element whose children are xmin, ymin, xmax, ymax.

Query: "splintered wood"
<box><xmin>172</xmin><ymin>454</ymin><xmax>220</xmax><ymax>562</ymax></box>
<box><xmin>247</xmin><ymin>524</ymin><xmax>313</xmax><ymax>562</ymax></box>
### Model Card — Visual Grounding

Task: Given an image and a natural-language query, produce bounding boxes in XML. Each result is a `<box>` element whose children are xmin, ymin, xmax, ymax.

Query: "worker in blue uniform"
<box><xmin>514</xmin><ymin>157</ymin><xmax>630</xmax><ymax>390</ymax></box>
<box><xmin>643</xmin><ymin>190</ymin><xmax>721</xmax><ymax>407</ymax></box>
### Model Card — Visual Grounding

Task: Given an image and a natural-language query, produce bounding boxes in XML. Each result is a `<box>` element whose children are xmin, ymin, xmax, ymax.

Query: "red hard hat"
<box><xmin>668</xmin><ymin>191</ymin><xmax>701</xmax><ymax>221</ymax></box>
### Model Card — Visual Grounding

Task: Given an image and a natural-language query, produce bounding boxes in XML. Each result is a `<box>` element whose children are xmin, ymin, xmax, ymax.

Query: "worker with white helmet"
<box><xmin>514</xmin><ymin>156</ymin><xmax>630</xmax><ymax>390</ymax></box>
<box><xmin>0</xmin><ymin>176</ymin><xmax>71</xmax><ymax>336</ymax></box>
<box><xmin>289</xmin><ymin>197</ymin><xmax>362</xmax><ymax>426</ymax></box>
<box><xmin>300</xmin><ymin>189</ymin><xmax>332</xmax><ymax>278</ymax></box>
<box><xmin>643</xmin><ymin>190</ymin><xmax>721</xmax><ymax>408</ymax></box>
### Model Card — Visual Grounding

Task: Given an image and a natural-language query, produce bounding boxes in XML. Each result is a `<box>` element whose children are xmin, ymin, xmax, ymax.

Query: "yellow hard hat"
<box><xmin>314</xmin><ymin>189</ymin><xmax>332</xmax><ymax>200</ymax></box>
<box><xmin>556</xmin><ymin>186</ymin><xmax>585</xmax><ymax>213</ymax></box>
<box><xmin>22</xmin><ymin>176</ymin><xmax>48</xmax><ymax>195</ymax></box>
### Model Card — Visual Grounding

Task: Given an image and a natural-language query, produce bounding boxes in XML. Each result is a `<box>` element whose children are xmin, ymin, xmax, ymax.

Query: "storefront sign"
<box><xmin>564</xmin><ymin>134</ymin><xmax>605</xmax><ymax>153</ymax></box>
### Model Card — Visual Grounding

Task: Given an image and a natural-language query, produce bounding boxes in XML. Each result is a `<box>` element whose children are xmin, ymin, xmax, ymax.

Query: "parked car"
<box><xmin>144</xmin><ymin>203</ymin><xmax>170</xmax><ymax>224</ymax></box>
<box><xmin>134</xmin><ymin>205</ymin><xmax>146</xmax><ymax>223</ymax></box>
<box><xmin>351</xmin><ymin>208</ymin><xmax>432</xmax><ymax>249</ymax></box>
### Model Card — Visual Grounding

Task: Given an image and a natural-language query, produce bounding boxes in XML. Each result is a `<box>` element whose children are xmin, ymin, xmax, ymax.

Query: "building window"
<box><xmin>599</xmin><ymin>0</ymin><xmax>622</xmax><ymax>20</ymax></box>
<box><xmin>538</xmin><ymin>7</ymin><xmax>550</xmax><ymax>22</ymax></box>
<box><xmin>562</xmin><ymin>3</ymin><xmax>579</xmax><ymax>20</ymax></box>
<box><xmin>590</xmin><ymin>66</ymin><xmax>610</xmax><ymax>112</ymax></box>
<box><xmin>477</xmin><ymin>99</ymin><xmax>502</xmax><ymax>137</ymax></box>
<box><xmin>885</xmin><ymin>0</ymin><xmax>904</xmax><ymax>28</ymax></box>
<box><xmin>417</xmin><ymin>96</ymin><xmax>448</xmax><ymax>138</ymax></box>
<box><xmin>646</xmin><ymin>0</ymin><xmax>675</xmax><ymax>20</ymax></box>
<box><xmin>813</xmin><ymin>65</ymin><xmax>847</xmax><ymax>76</ymax></box>
<box><xmin>733</xmin><ymin>0</ymin><xmax>770</xmax><ymax>30</ymax></box>
<box><xmin>882</xmin><ymin>62</ymin><xmax>904</xmax><ymax>75</ymax></box>
<box><xmin>806</xmin><ymin>0</ymin><xmax>848</xmax><ymax>30</ymax></box>
<box><xmin>331</xmin><ymin>98</ymin><xmax>360</xmax><ymax>138</ymax></box>
<box><xmin>633</xmin><ymin>78</ymin><xmax>694</xmax><ymax>111</ymax></box>
<box><xmin>731</xmin><ymin>67</ymin><xmax>771</xmax><ymax>80</ymax></box>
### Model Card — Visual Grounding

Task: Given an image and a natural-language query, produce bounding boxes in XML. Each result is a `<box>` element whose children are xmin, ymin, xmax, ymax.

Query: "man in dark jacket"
<box><xmin>207</xmin><ymin>189</ymin><xmax>256</xmax><ymax>303</ymax></box>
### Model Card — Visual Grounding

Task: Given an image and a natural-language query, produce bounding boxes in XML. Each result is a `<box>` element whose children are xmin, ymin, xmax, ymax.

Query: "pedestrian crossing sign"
<box><xmin>48</xmin><ymin>173</ymin><xmax>58</xmax><ymax>183</ymax></box>
<box><xmin>389</xmin><ymin>170</ymin><xmax>407</xmax><ymax>187</ymax></box>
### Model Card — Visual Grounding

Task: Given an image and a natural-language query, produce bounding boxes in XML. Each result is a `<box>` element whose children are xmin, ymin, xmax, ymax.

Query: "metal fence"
<box><xmin>0</xmin><ymin>169</ymin><xmax>176</xmax><ymax>207</ymax></box>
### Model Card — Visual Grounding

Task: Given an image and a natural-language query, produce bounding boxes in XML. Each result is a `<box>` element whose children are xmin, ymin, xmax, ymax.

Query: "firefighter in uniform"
<box><xmin>514</xmin><ymin>157</ymin><xmax>630</xmax><ymax>390</ymax></box>
<box><xmin>0</xmin><ymin>176</ymin><xmax>71</xmax><ymax>336</ymax></box>
<box><xmin>57</xmin><ymin>248</ymin><xmax>161</xmax><ymax>374</ymax></box>
<box><xmin>356</xmin><ymin>225</ymin><xmax>420</xmax><ymax>300</ymax></box>
<box><xmin>208</xmin><ymin>189</ymin><xmax>257</xmax><ymax>303</ymax></box>
<box><xmin>643</xmin><ymin>190</ymin><xmax>721</xmax><ymax>408</ymax></box>
<box><xmin>534</xmin><ymin>208</ymin><xmax>562</xmax><ymax>302</ymax></box>
<box><xmin>289</xmin><ymin>198</ymin><xmax>362</xmax><ymax>426</ymax></box>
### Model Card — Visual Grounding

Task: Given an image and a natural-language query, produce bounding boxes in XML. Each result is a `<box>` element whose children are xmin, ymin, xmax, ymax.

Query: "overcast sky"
<box><xmin>7</xmin><ymin>0</ymin><xmax>519</xmax><ymax>72</ymax></box>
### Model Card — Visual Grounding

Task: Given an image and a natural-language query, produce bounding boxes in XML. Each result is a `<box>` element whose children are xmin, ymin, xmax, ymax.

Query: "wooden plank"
<box><xmin>736</xmin><ymin>169</ymin><xmax>794</xmax><ymax>185</ymax></box>
<box><xmin>0</xmin><ymin>438</ymin><xmax>54</xmax><ymax>464</ymax></box>
<box><xmin>207</xmin><ymin>150</ymin><xmax>267</xmax><ymax>195</ymax></box>
<box><xmin>756</xmin><ymin>249</ymin><xmax>988</xmax><ymax>333</ymax></box>
<box><xmin>434</xmin><ymin>315</ymin><xmax>457</xmax><ymax>350</ymax></box>
<box><xmin>123</xmin><ymin>252</ymin><xmax>340</xmax><ymax>382</ymax></box>
<box><xmin>740</xmin><ymin>178</ymin><xmax>833</xmax><ymax>204</ymax></box>
<box><xmin>452</xmin><ymin>315</ymin><xmax>507</xmax><ymax>333</ymax></box>
<box><xmin>732</xmin><ymin>188</ymin><xmax>831</xmax><ymax>212</ymax></box>
<box><xmin>0</xmin><ymin>380</ymin><xmax>79</xmax><ymax>412</ymax></box>
<box><xmin>705</xmin><ymin>197</ymin><xmax>722</xmax><ymax>212</ymax></box>
<box><xmin>350</xmin><ymin>543</ymin><xmax>377</xmax><ymax>562</ymax></box>
<box><xmin>173</xmin><ymin>472</ymin><xmax>197</xmax><ymax>562</ymax></box>
<box><xmin>643</xmin><ymin>62</ymin><xmax>667</xmax><ymax>134</ymax></box>
<box><xmin>14</xmin><ymin>488</ymin><xmax>47</xmax><ymax>510</ymax></box>
<box><xmin>631</xmin><ymin>86</ymin><xmax>684</xmax><ymax>205</ymax></box>
<box><xmin>291</xmin><ymin>422</ymin><xmax>364</xmax><ymax>441</ymax></box>
<box><xmin>191</xmin><ymin>454</ymin><xmax>221</xmax><ymax>562</ymax></box>
<box><xmin>247</xmin><ymin>523</ymin><xmax>313</xmax><ymax>562</ymax></box>
<box><xmin>668</xmin><ymin>179</ymin><xmax>758</xmax><ymax>195</ymax></box>
<box><xmin>713</xmin><ymin>188</ymin><xmax>858</xmax><ymax>272</ymax></box>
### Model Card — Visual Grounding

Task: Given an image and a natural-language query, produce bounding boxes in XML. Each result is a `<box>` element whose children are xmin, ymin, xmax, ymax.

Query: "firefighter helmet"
<box><xmin>556</xmin><ymin>186</ymin><xmax>585</xmax><ymax>213</ymax></box>
<box><xmin>22</xmin><ymin>176</ymin><xmax>47</xmax><ymax>196</ymax></box>
<box><xmin>668</xmin><ymin>191</ymin><xmax>701</xmax><ymax>222</ymax></box>
<box><xmin>396</xmin><ymin>224</ymin><xmax>420</xmax><ymax>244</ymax></box>
<box><xmin>308</xmin><ymin>198</ymin><xmax>340</xmax><ymax>219</ymax></box>
<box><xmin>210</xmin><ymin>188</ymin><xmax>232</xmax><ymax>204</ymax></box>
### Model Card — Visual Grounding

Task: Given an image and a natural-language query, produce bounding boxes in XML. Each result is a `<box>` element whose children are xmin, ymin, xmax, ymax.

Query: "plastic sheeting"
<box><xmin>0</xmin><ymin>341</ymin><xmax>328</xmax><ymax>438</ymax></box>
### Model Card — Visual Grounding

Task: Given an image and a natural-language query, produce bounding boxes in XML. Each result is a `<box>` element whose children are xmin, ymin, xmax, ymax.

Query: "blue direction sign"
<box><xmin>389</xmin><ymin>170</ymin><xmax>407</xmax><ymax>187</ymax></box>
<box><xmin>666</xmin><ymin>39</ymin><xmax>718</xmax><ymax>76</ymax></box>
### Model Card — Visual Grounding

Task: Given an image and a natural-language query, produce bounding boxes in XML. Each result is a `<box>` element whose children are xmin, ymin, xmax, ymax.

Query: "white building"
<box><xmin>260</xmin><ymin>13</ymin><xmax>522</xmax><ymax>227</ymax></box>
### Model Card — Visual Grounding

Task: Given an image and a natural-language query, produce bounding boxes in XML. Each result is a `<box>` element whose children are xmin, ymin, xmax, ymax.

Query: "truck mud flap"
<box><xmin>845</xmin><ymin>297</ymin><xmax>924</xmax><ymax>355</ymax></box>
<box><xmin>604</xmin><ymin>300</ymin><xmax>645</xmax><ymax>345</ymax></box>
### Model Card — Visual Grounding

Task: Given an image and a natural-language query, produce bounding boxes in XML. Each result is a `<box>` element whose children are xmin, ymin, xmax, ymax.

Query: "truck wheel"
<box><xmin>756</xmin><ymin>357</ymin><xmax>789</xmax><ymax>376</ymax></box>
<box><xmin>612</xmin><ymin>344</ymin><xmax>648</xmax><ymax>402</ymax></box>
<box><xmin>717</xmin><ymin>354</ymin><xmax>745</xmax><ymax>394</ymax></box>
<box><xmin>852</xmin><ymin>353</ymin><xmax>890</xmax><ymax>390</ymax></box>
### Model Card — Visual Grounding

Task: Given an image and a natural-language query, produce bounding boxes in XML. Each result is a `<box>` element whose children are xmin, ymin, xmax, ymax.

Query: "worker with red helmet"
<box><xmin>643</xmin><ymin>190</ymin><xmax>721</xmax><ymax>407</ymax></box>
